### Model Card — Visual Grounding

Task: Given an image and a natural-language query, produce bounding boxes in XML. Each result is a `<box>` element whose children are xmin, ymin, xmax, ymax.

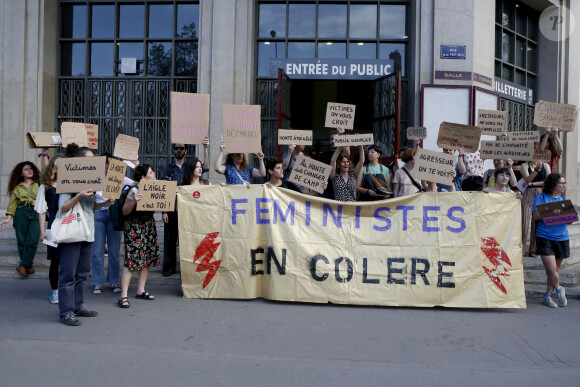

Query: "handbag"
<box><xmin>51</xmin><ymin>201</ymin><xmax>90</xmax><ymax>243</ymax></box>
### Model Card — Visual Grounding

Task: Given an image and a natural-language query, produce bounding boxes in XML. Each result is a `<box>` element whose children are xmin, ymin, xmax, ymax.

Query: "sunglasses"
<box><xmin>174</xmin><ymin>147</ymin><xmax>186</xmax><ymax>151</ymax></box>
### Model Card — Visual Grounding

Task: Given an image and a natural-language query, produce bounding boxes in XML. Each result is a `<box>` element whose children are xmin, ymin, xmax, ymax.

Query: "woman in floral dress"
<box><xmin>118</xmin><ymin>164</ymin><xmax>160</xmax><ymax>308</ymax></box>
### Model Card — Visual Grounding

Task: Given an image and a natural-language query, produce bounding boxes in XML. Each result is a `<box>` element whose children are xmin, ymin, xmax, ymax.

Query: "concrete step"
<box><xmin>524</xmin><ymin>253</ymin><xmax>580</xmax><ymax>270</ymax></box>
<box><xmin>525</xmin><ymin>284</ymin><xmax>580</xmax><ymax>300</ymax></box>
<box><xmin>523</xmin><ymin>264</ymin><xmax>580</xmax><ymax>287</ymax></box>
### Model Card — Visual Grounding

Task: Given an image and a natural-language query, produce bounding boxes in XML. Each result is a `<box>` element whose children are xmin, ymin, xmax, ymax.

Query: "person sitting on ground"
<box><xmin>214</xmin><ymin>141</ymin><xmax>266</xmax><ymax>184</ymax></box>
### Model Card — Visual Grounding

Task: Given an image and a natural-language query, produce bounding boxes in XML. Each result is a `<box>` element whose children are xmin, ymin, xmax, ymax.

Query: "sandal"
<box><xmin>118</xmin><ymin>297</ymin><xmax>130</xmax><ymax>308</ymax></box>
<box><xmin>135</xmin><ymin>291</ymin><xmax>155</xmax><ymax>300</ymax></box>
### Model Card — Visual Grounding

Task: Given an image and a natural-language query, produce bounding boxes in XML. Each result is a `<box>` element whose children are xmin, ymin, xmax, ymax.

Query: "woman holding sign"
<box><xmin>329</xmin><ymin>146</ymin><xmax>365</xmax><ymax>202</ymax></box>
<box><xmin>118</xmin><ymin>164</ymin><xmax>160</xmax><ymax>308</ymax></box>
<box><xmin>1</xmin><ymin>161</ymin><xmax>41</xmax><ymax>277</ymax></box>
<box><xmin>214</xmin><ymin>141</ymin><xmax>266</xmax><ymax>184</ymax></box>
<box><xmin>532</xmin><ymin>173</ymin><xmax>570</xmax><ymax>308</ymax></box>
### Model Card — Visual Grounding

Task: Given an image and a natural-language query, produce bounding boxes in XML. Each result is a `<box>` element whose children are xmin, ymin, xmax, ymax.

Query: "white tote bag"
<box><xmin>51</xmin><ymin>201</ymin><xmax>90</xmax><ymax>244</ymax></box>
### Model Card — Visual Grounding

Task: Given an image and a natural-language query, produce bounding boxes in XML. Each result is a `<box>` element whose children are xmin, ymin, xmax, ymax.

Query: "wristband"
<box><xmin>38</xmin><ymin>153</ymin><xmax>50</xmax><ymax>160</ymax></box>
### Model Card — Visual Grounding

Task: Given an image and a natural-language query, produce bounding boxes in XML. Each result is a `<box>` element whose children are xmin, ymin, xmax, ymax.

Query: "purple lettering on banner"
<box><xmin>423</xmin><ymin>206</ymin><xmax>440</xmax><ymax>232</ymax></box>
<box><xmin>232</xmin><ymin>199</ymin><xmax>248</xmax><ymax>224</ymax></box>
<box><xmin>396</xmin><ymin>206</ymin><xmax>415</xmax><ymax>231</ymax></box>
<box><xmin>446</xmin><ymin>207</ymin><xmax>466</xmax><ymax>233</ymax></box>
<box><xmin>323</xmin><ymin>203</ymin><xmax>342</xmax><ymax>228</ymax></box>
<box><xmin>543</xmin><ymin>213</ymin><xmax>579</xmax><ymax>225</ymax></box>
<box><xmin>373</xmin><ymin>207</ymin><xmax>391</xmax><ymax>231</ymax></box>
<box><xmin>273</xmin><ymin>200</ymin><xmax>295</xmax><ymax>225</ymax></box>
<box><xmin>256</xmin><ymin>198</ymin><xmax>271</xmax><ymax>224</ymax></box>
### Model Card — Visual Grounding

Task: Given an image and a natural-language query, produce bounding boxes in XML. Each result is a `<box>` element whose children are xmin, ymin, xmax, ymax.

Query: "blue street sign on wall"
<box><xmin>440</xmin><ymin>45</ymin><xmax>466</xmax><ymax>59</ymax></box>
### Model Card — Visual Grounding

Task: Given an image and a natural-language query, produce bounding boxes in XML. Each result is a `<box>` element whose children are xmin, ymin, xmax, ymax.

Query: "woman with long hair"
<box><xmin>56</xmin><ymin>143</ymin><xmax>114</xmax><ymax>326</ymax></box>
<box><xmin>182</xmin><ymin>157</ymin><xmax>210</xmax><ymax>186</ymax></box>
<box><xmin>521</xmin><ymin>157</ymin><xmax>551</xmax><ymax>256</ymax></box>
<box><xmin>532</xmin><ymin>173</ymin><xmax>570</xmax><ymax>308</ymax></box>
<box><xmin>1</xmin><ymin>161</ymin><xmax>41</xmax><ymax>277</ymax></box>
<box><xmin>35</xmin><ymin>157</ymin><xmax>61</xmax><ymax>303</ymax></box>
<box><xmin>118</xmin><ymin>164</ymin><xmax>160</xmax><ymax>308</ymax></box>
<box><xmin>329</xmin><ymin>145</ymin><xmax>365</xmax><ymax>202</ymax></box>
<box><xmin>214</xmin><ymin>142</ymin><xmax>266</xmax><ymax>184</ymax></box>
<box><xmin>539</xmin><ymin>127</ymin><xmax>563</xmax><ymax>172</ymax></box>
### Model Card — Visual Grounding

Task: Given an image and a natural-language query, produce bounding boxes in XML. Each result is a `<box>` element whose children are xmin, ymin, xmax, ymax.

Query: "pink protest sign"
<box><xmin>170</xmin><ymin>92</ymin><xmax>210</xmax><ymax>144</ymax></box>
<box><xmin>223</xmin><ymin>104</ymin><xmax>262</xmax><ymax>154</ymax></box>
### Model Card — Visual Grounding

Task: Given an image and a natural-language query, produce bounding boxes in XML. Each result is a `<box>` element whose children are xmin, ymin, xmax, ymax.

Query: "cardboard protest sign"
<box><xmin>137</xmin><ymin>179</ymin><xmax>178</xmax><ymax>212</ymax></box>
<box><xmin>170</xmin><ymin>92</ymin><xmax>210</xmax><ymax>144</ymax></box>
<box><xmin>325</xmin><ymin>102</ymin><xmax>356</xmax><ymax>129</ymax></box>
<box><xmin>436</xmin><ymin>122</ymin><xmax>481</xmax><ymax>152</ymax></box>
<box><xmin>288</xmin><ymin>155</ymin><xmax>332</xmax><ymax>194</ymax></box>
<box><xmin>480</xmin><ymin>141</ymin><xmax>534</xmax><ymax>161</ymax></box>
<box><xmin>113</xmin><ymin>134</ymin><xmax>140</xmax><ymax>161</ymax></box>
<box><xmin>178</xmin><ymin>186</ymin><xmax>526</xmax><ymax>308</ymax></box>
<box><xmin>534</xmin><ymin>100</ymin><xmax>578</xmax><ymax>132</ymax></box>
<box><xmin>26</xmin><ymin>132</ymin><xmax>62</xmax><ymax>148</ymax></box>
<box><xmin>56</xmin><ymin>156</ymin><xmax>106</xmax><ymax>193</ymax></box>
<box><xmin>85</xmin><ymin>124</ymin><xmax>99</xmax><ymax>149</ymax></box>
<box><xmin>537</xmin><ymin>199</ymin><xmax>579</xmax><ymax>225</ymax></box>
<box><xmin>61</xmin><ymin>122</ymin><xmax>89</xmax><ymax>147</ymax></box>
<box><xmin>509</xmin><ymin>131</ymin><xmax>540</xmax><ymax>142</ymax></box>
<box><xmin>532</xmin><ymin>149</ymin><xmax>551</xmax><ymax>163</ymax></box>
<box><xmin>102</xmin><ymin>159</ymin><xmax>127</xmax><ymax>199</ymax></box>
<box><xmin>278</xmin><ymin>129</ymin><xmax>313</xmax><ymax>146</ymax></box>
<box><xmin>332</xmin><ymin>133</ymin><xmax>374</xmax><ymax>147</ymax></box>
<box><xmin>407</xmin><ymin>127</ymin><xmax>427</xmax><ymax>140</ymax></box>
<box><xmin>413</xmin><ymin>148</ymin><xmax>456</xmax><ymax>185</ymax></box>
<box><xmin>223</xmin><ymin>104</ymin><xmax>262</xmax><ymax>154</ymax></box>
<box><xmin>477</xmin><ymin>110</ymin><xmax>507</xmax><ymax>135</ymax></box>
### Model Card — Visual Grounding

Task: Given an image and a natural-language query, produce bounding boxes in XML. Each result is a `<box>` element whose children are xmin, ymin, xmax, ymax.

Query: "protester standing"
<box><xmin>457</xmin><ymin>149</ymin><xmax>485</xmax><ymax>191</ymax></box>
<box><xmin>357</xmin><ymin>145</ymin><xmax>392</xmax><ymax>200</ymax></box>
<box><xmin>1</xmin><ymin>161</ymin><xmax>41</xmax><ymax>277</ymax></box>
<box><xmin>393</xmin><ymin>148</ymin><xmax>422</xmax><ymax>197</ymax></box>
<box><xmin>521</xmin><ymin>159</ymin><xmax>551</xmax><ymax>256</ymax></box>
<box><xmin>214</xmin><ymin>141</ymin><xmax>266</xmax><ymax>184</ymax></box>
<box><xmin>328</xmin><ymin>145</ymin><xmax>365</xmax><ymax>202</ymax></box>
<box><xmin>182</xmin><ymin>157</ymin><xmax>210</xmax><ymax>186</ymax></box>
<box><xmin>539</xmin><ymin>127</ymin><xmax>563</xmax><ymax>172</ymax></box>
<box><xmin>282</xmin><ymin>143</ymin><xmax>307</xmax><ymax>192</ymax></box>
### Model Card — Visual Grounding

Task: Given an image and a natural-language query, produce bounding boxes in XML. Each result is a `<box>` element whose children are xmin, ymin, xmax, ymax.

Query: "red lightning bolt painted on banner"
<box><xmin>480</xmin><ymin>237</ymin><xmax>512</xmax><ymax>294</ymax></box>
<box><xmin>193</xmin><ymin>232</ymin><xmax>222</xmax><ymax>289</ymax></box>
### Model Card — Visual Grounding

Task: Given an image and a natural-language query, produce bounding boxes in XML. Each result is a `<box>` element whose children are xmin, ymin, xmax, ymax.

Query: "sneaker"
<box><xmin>543</xmin><ymin>296</ymin><xmax>558</xmax><ymax>308</ymax></box>
<box><xmin>49</xmin><ymin>289</ymin><xmax>59</xmax><ymax>304</ymax></box>
<box><xmin>556</xmin><ymin>287</ymin><xmax>567</xmax><ymax>307</ymax></box>
<box><xmin>60</xmin><ymin>314</ymin><xmax>81</xmax><ymax>326</ymax></box>
<box><xmin>92</xmin><ymin>285</ymin><xmax>102</xmax><ymax>295</ymax></box>
<box><xmin>111</xmin><ymin>284</ymin><xmax>121</xmax><ymax>293</ymax></box>
<box><xmin>74</xmin><ymin>307</ymin><xmax>98</xmax><ymax>317</ymax></box>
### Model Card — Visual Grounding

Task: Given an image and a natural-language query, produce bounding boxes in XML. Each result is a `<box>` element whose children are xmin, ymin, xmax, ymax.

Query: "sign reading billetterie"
<box><xmin>325</xmin><ymin>102</ymin><xmax>356</xmax><ymax>130</ymax></box>
<box><xmin>534</xmin><ymin>100</ymin><xmax>578</xmax><ymax>132</ymax></box>
<box><xmin>170</xmin><ymin>92</ymin><xmax>210</xmax><ymax>144</ymax></box>
<box><xmin>437</xmin><ymin>122</ymin><xmax>481</xmax><ymax>152</ymax></box>
<box><xmin>177</xmin><ymin>186</ymin><xmax>526</xmax><ymax>308</ymax></box>
<box><xmin>223</xmin><ymin>104</ymin><xmax>262</xmax><ymax>154</ymax></box>
<box><xmin>288</xmin><ymin>155</ymin><xmax>332</xmax><ymax>194</ymax></box>
<box><xmin>137</xmin><ymin>179</ymin><xmax>177</xmax><ymax>212</ymax></box>
<box><xmin>413</xmin><ymin>148</ymin><xmax>456</xmax><ymax>185</ymax></box>
<box><xmin>480</xmin><ymin>141</ymin><xmax>534</xmax><ymax>161</ymax></box>
<box><xmin>56</xmin><ymin>156</ymin><xmax>106</xmax><ymax>194</ymax></box>
<box><xmin>333</xmin><ymin>133</ymin><xmax>374</xmax><ymax>147</ymax></box>
<box><xmin>102</xmin><ymin>159</ymin><xmax>127</xmax><ymax>199</ymax></box>
<box><xmin>277</xmin><ymin>129</ymin><xmax>313</xmax><ymax>146</ymax></box>
<box><xmin>477</xmin><ymin>109</ymin><xmax>507</xmax><ymax>135</ymax></box>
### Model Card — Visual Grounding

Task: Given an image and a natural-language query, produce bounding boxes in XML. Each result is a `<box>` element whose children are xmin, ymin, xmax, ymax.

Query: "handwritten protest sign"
<box><xmin>56</xmin><ymin>156</ymin><xmax>106</xmax><ymax>193</ymax></box>
<box><xmin>170</xmin><ymin>92</ymin><xmax>210</xmax><ymax>144</ymax></box>
<box><xmin>532</xmin><ymin>149</ymin><xmax>551</xmax><ymax>163</ymax></box>
<box><xmin>333</xmin><ymin>133</ymin><xmax>374</xmax><ymax>147</ymax></box>
<box><xmin>85</xmin><ymin>124</ymin><xmax>99</xmax><ymax>149</ymax></box>
<box><xmin>223</xmin><ymin>104</ymin><xmax>261</xmax><ymax>153</ymax></box>
<box><xmin>288</xmin><ymin>155</ymin><xmax>332</xmax><ymax>194</ymax></box>
<box><xmin>278</xmin><ymin>129</ymin><xmax>313</xmax><ymax>146</ymax></box>
<box><xmin>102</xmin><ymin>159</ymin><xmax>127</xmax><ymax>199</ymax></box>
<box><xmin>413</xmin><ymin>148</ymin><xmax>456</xmax><ymax>185</ymax></box>
<box><xmin>325</xmin><ymin>102</ymin><xmax>356</xmax><ymax>129</ymax></box>
<box><xmin>477</xmin><ymin>110</ymin><xmax>507</xmax><ymax>135</ymax></box>
<box><xmin>61</xmin><ymin>122</ymin><xmax>89</xmax><ymax>147</ymax></box>
<box><xmin>480</xmin><ymin>141</ymin><xmax>534</xmax><ymax>161</ymax></box>
<box><xmin>534</xmin><ymin>100</ymin><xmax>578</xmax><ymax>132</ymax></box>
<box><xmin>509</xmin><ymin>131</ymin><xmax>540</xmax><ymax>142</ymax></box>
<box><xmin>537</xmin><ymin>199</ymin><xmax>579</xmax><ymax>225</ymax></box>
<box><xmin>113</xmin><ymin>134</ymin><xmax>140</xmax><ymax>161</ymax></box>
<box><xmin>407</xmin><ymin>127</ymin><xmax>427</xmax><ymax>140</ymax></box>
<box><xmin>436</xmin><ymin>122</ymin><xmax>481</xmax><ymax>152</ymax></box>
<box><xmin>136</xmin><ymin>179</ymin><xmax>177</xmax><ymax>212</ymax></box>
<box><xmin>26</xmin><ymin>132</ymin><xmax>62</xmax><ymax>148</ymax></box>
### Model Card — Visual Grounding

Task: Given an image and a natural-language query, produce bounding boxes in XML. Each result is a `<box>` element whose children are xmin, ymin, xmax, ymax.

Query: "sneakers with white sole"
<box><xmin>92</xmin><ymin>285</ymin><xmax>102</xmax><ymax>294</ymax></box>
<box><xmin>49</xmin><ymin>289</ymin><xmax>59</xmax><ymax>304</ymax></box>
<box><xmin>556</xmin><ymin>287</ymin><xmax>567</xmax><ymax>307</ymax></box>
<box><xmin>544</xmin><ymin>296</ymin><xmax>558</xmax><ymax>308</ymax></box>
<box><xmin>111</xmin><ymin>284</ymin><xmax>121</xmax><ymax>293</ymax></box>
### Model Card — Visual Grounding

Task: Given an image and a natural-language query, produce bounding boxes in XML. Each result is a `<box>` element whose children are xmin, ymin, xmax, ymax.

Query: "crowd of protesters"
<box><xmin>0</xmin><ymin>125</ymin><xmax>574</xmax><ymax>325</ymax></box>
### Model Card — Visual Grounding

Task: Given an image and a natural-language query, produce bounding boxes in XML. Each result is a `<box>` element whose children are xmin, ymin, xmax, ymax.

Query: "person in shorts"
<box><xmin>532</xmin><ymin>172</ymin><xmax>571</xmax><ymax>308</ymax></box>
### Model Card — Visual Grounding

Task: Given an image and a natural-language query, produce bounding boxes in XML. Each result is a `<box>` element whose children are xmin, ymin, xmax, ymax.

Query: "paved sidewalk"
<box><xmin>1</xmin><ymin>278</ymin><xmax>579</xmax><ymax>386</ymax></box>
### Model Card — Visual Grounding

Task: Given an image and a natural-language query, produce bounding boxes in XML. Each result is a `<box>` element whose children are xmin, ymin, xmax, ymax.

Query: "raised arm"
<box><xmin>506</xmin><ymin>158</ymin><xmax>517</xmax><ymax>186</ymax></box>
<box><xmin>283</xmin><ymin>144</ymin><xmax>296</xmax><ymax>169</ymax></box>
<box><xmin>202</xmin><ymin>136</ymin><xmax>210</xmax><ymax>168</ymax></box>
<box><xmin>214</xmin><ymin>141</ymin><xmax>227</xmax><ymax>174</ymax></box>
<box><xmin>354</xmin><ymin>145</ymin><xmax>365</xmax><ymax>177</ymax></box>
<box><xmin>456</xmin><ymin>149</ymin><xmax>466</xmax><ymax>175</ymax></box>
<box><xmin>252</xmin><ymin>152</ymin><xmax>266</xmax><ymax>178</ymax></box>
<box><xmin>328</xmin><ymin>147</ymin><xmax>340</xmax><ymax>179</ymax></box>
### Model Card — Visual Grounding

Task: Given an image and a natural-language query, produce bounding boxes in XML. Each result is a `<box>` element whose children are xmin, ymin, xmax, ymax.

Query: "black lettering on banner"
<box><xmin>251</xmin><ymin>248</ymin><xmax>264</xmax><ymax>275</ymax></box>
<box><xmin>334</xmin><ymin>257</ymin><xmax>353</xmax><ymax>283</ymax></box>
<box><xmin>266</xmin><ymin>247</ymin><xmax>286</xmax><ymax>275</ymax></box>
<box><xmin>411</xmin><ymin>258</ymin><xmax>430</xmax><ymax>285</ymax></box>
<box><xmin>310</xmin><ymin>254</ymin><xmax>329</xmax><ymax>282</ymax></box>
<box><xmin>362</xmin><ymin>257</ymin><xmax>379</xmax><ymax>284</ymax></box>
<box><xmin>387</xmin><ymin>258</ymin><xmax>405</xmax><ymax>284</ymax></box>
<box><xmin>437</xmin><ymin>261</ymin><xmax>455</xmax><ymax>288</ymax></box>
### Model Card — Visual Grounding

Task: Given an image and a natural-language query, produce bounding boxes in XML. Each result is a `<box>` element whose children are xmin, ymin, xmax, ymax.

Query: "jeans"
<box><xmin>58</xmin><ymin>241</ymin><xmax>92</xmax><ymax>317</ymax></box>
<box><xmin>91</xmin><ymin>209</ymin><xmax>121</xmax><ymax>286</ymax></box>
<box><xmin>13</xmin><ymin>205</ymin><xmax>40</xmax><ymax>268</ymax></box>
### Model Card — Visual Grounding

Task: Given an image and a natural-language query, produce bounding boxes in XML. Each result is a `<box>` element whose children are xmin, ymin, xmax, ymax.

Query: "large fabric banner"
<box><xmin>178</xmin><ymin>186</ymin><xmax>525</xmax><ymax>308</ymax></box>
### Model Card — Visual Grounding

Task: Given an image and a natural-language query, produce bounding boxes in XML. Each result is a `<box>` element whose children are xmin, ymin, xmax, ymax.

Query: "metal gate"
<box><xmin>372</xmin><ymin>71</ymin><xmax>402</xmax><ymax>161</ymax></box>
<box><xmin>57</xmin><ymin>77</ymin><xmax>197</xmax><ymax>174</ymax></box>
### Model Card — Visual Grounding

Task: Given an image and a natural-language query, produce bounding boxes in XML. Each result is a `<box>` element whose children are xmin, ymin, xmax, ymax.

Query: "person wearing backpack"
<box><xmin>91</xmin><ymin>153</ymin><xmax>135</xmax><ymax>295</ymax></box>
